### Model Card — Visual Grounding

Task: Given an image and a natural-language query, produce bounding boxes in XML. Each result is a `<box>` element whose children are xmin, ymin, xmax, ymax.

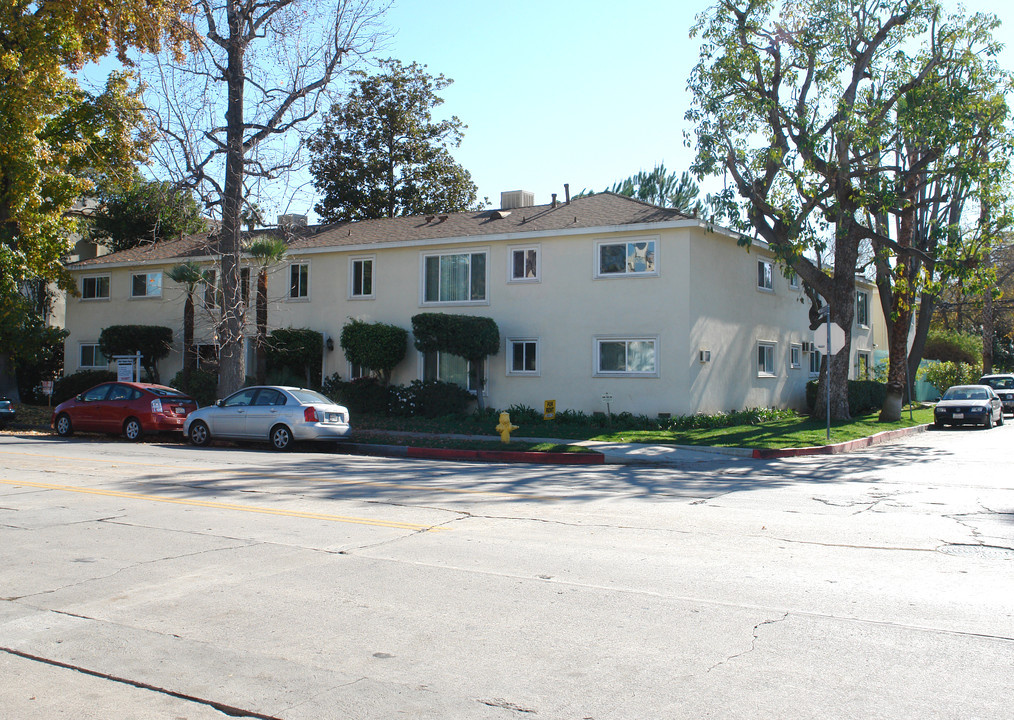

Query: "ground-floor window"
<box><xmin>595</xmin><ymin>337</ymin><xmax>658</xmax><ymax>376</ymax></box>
<box><xmin>423</xmin><ymin>351</ymin><xmax>479</xmax><ymax>392</ymax></box>
<box><xmin>790</xmin><ymin>344</ymin><xmax>802</xmax><ymax>369</ymax></box>
<box><xmin>857</xmin><ymin>351</ymin><xmax>871</xmax><ymax>380</ymax></box>
<box><xmin>757</xmin><ymin>342</ymin><xmax>776</xmax><ymax>377</ymax></box>
<box><xmin>809</xmin><ymin>349</ymin><xmax>823</xmax><ymax>375</ymax></box>
<box><xmin>196</xmin><ymin>343</ymin><xmax>220</xmax><ymax>371</ymax></box>
<box><xmin>507</xmin><ymin>339</ymin><xmax>539</xmax><ymax>375</ymax></box>
<box><xmin>80</xmin><ymin>343</ymin><xmax>107</xmax><ymax>368</ymax></box>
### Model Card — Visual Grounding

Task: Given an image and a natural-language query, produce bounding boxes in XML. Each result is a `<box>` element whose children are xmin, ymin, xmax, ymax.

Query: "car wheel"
<box><xmin>984</xmin><ymin>412</ymin><xmax>994</xmax><ymax>429</ymax></box>
<box><xmin>270</xmin><ymin>424</ymin><xmax>293</xmax><ymax>451</ymax></box>
<box><xmin>934</xmin><ymin>420</ymin><xmax>945</xmax><ymax>429</ymax></box>
<box><xmin>188</xmin><ymin>420</ymin><xmax>211</xmax><ymax>447</ymax></box>
<box><xmin>55</xmin><ymin>413</ymin><xmax>73</xmax><ymax>437</ymax></box>
<box><xmin>123</xmin><ymin>417</ymin><xmax>143</xmax><ymax>441</ymax></box>
<box><xmin>999</xmin><ymin>412</ymin><xmax>1005</xmax><ymax>427</ymax></box>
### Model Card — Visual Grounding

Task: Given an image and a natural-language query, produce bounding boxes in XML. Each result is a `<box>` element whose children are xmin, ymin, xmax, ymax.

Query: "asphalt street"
<box><xmin>0</xmin><ymin>425</ymin><xmax>1011</xmax><ymax>719</ymax></box>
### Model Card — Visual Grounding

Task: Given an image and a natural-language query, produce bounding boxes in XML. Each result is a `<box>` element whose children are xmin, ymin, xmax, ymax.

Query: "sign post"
<box><xmin>113</xmin><ymin>352</ymin><xmax>142</xmax><ymax>382</ymax></box>
<box><xmin>812</xmin><ymin>308</ymin><xmax>847</xmax><ymax>443</ymax></box>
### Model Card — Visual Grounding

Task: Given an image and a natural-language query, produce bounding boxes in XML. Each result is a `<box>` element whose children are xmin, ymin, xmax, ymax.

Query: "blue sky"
<box><xmin>379</xmin><ymin>0</ymin><xmax>1014</xmax><ymax>212</ymax></box>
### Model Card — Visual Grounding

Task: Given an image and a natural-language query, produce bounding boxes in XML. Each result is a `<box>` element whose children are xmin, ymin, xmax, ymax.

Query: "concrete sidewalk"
<box><xmin>338</xmin><ymin>423</ymin><xmax>931</xmax><ymax>466</ymax></box>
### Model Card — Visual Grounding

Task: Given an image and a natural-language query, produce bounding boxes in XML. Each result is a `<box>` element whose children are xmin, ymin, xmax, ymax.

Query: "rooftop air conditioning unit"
<box><xmin>277</xmin><ymin>213</ymin><xmax>307</xmax><ymax>227</ymax></box>
<box><xmin>500</xmin><ymin>190</ymin><xmax>535</xmax><ymax>210</ymax></box>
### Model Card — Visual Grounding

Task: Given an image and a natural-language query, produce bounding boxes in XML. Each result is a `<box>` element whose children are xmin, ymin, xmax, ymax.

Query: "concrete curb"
<box><xmin>750</xmin><ymin>423</ymin><xmax>931</xmax><ymax>459</ymax></box>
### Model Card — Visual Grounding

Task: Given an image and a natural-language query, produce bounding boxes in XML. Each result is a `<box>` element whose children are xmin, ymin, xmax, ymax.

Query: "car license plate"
<box><xmin>327</xmin><ymin>412</ymin><xmax>340</xmax><ymax>422</ymax></box>
<box><xmin>174</xmin><ymin>407</ymin><xmax>186</xmax><ymax>415</ymax></box>
<box><xmin>953</xmin><ymin>413</ymin><xmax>964</xmax><ymax>419</ymax></box>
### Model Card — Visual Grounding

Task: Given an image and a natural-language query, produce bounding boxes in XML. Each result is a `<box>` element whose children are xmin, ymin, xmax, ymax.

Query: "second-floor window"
<box><xmin>423</xmin><ymin>251</ymin><xmax>487</xmax><ymax>303</ymax></box>
<box><xmin>856</xmin><ymin>290</ymin><xmax>870</xmax><ymax>327</ymax></box>
<box><xmin>510</xmin><ymin>247</ymin><xmax>540</xmax><ymax>282</ymax></box>
<box><xmin>82</xmin><ymin>275</ymin><xmax>110</xmax><ymax>300</ymax></box>
<box><xmin>757</xmin><ymin>260</ymin><xmax>773</xmax><ymax>291</ymax></box>
<box><xmin>131</xmin><ymin>272</ymin><xmax>162</xmax><ymax>298</ymax></box>
<box><xmin>289</xmin><ymin>263</ymin><xmax>309</xmax><ymax>299</ymax></box>
<box><xmin>350</xmin><ymin>257</ymin><xmax>374</xmax><ymax>298</ymax></box>
<box><xmin>597</xmin><ymin>238</ymin><xmax>656</xmax><ymax>277</ymax></box>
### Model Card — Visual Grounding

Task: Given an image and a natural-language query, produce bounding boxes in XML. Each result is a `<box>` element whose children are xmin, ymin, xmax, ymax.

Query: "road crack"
<box><xmin>707</xmin><ymin>612</ymin><xmax>789</xmax><ymax>673</ymax></box>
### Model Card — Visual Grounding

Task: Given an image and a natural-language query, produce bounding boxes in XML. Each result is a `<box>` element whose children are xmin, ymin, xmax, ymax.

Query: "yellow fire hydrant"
<box><xmin>495</xmin><ymin>411</ymin><xmax>519</xmax><ymax>444</ymax></box>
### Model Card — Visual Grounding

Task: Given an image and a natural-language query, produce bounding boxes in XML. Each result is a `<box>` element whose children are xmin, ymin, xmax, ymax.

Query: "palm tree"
<box><xmin>245</xmin><ymin>236</ymin><xmax>288</xmax><ymax>384</ymax></box>
<box><xmin>166</xmin><ymin>261</ymin><xmax>210</xmax><ymax>390</ymax></box>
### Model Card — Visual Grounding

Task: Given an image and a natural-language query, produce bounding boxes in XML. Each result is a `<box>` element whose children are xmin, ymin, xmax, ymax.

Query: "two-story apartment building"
<box><xmin>62</xmin><ymin>191</ymin><xmax>885</xmax><ymax>416</ymax></box>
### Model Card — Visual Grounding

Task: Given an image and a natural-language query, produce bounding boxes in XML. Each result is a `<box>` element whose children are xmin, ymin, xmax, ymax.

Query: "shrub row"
<box><xmin>321</xmin><ymin>375</ymin><xmax>474</xmax><ymax>418</ymax></box>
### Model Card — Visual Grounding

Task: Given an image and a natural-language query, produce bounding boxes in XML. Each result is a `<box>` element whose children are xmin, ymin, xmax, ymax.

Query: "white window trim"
<box><xmin>856</xmin><ymin>290</ymin><xmax>870</xmax><ymax>328</ymax></box>
<box><xmin>506</xmin><ymin>337</ymin><xmax>540</xmax><ymax>376</ymax></box>
<box><xmin>856</xmin><ymin>351</ymin><xmax>872</xmax><ymax>380</ymax></box>
<box><xmin>808</xmin><ymin>348</ymin><xmax>823</xmax><ymax>376</ymax></box>
<box><xmin>788</xmin><ymin>270</ymin><xmax>800</xmax><ymax>290</ymax></box>
<box><xmin>348</xmin><ymin>255</ymin><xmax>376</xmax><ymax>300</ymax></box>
<box><xmin>507</xmin><ymin>245</ymin><xmax>541</xmax><ymax>283</ymax></box>
<box><xmin>81</xmin><ymin>274</ymin><xmax>111</xmax><ymax>301</ymax></box>
<box><xmin>419</xmin><ymin>247</ymin><xmax>491</xmax><ymax>306</ymax></box>
<box><xmin>130</xmin><ymin>271</ymin><xmax>163</xmax><ymax>299</ymax></box>
<box><xmin>790</xmin><ymin>344</ymin><xmax>802</xmax><ymax>369</ymax></box>
<box><xmin>288</xmin><ymin>262</ymin><xmax>311</xmax><ymax>301</ymax></box>
<box><xmin>594</xmin><ymin>236</ymin><xmax>660</xmax><ymax>279</ymax></box>
<box><xmin>348</xmin><ymin>361</ymin><xmax>369</xmax><ymax>380</ymax></box>
<box><xmin>757</xmin><ymin>260</ymin><xmax>774</xmax><ymax>293</ymax></box>
<box><xmin>79</xmin><ymin>343</ymin><xmax>107</xmax><ymax>369</ymax></box>
<box><xmin>757</xmin><ymin>341</ymin><xmax>776</xmax><ymax>377</ymax></box>
<box><xmin>593</xmin><ymin>335</ymin><xmax>660</xmax><ymax>377</ymax></box>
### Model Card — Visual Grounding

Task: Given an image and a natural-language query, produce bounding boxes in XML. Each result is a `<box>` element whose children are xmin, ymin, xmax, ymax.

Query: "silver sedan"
<box><xmin>183</xmin><ymin>386</ymin><xmax>351</xmax><ymax>450</ymax></box>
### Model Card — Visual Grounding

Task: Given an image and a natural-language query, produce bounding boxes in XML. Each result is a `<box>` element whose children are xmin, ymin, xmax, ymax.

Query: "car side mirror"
<box><xmin>216</xmin><ymin>399</ymin><xmax>224</xmax><ymax>407</ymax></box>
<box><xmin>76</xmin><ymin>394</ymin><xmax>84</xmax><ymax>401</ymax></box>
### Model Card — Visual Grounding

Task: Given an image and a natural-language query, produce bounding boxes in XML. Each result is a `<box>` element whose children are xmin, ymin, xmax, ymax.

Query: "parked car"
<box><xmin>52</xmin><ymin>382</ymin><xmax>198</xmax><ymax>440</ymax></box>
<box><xmin>933</xmin><ymin>384</ymin><xmax>1003</xmax><ymax>429</ymax></box>
<box><xmin>978</xmin><ymin>374</ymin><xmax>1014</xmax><ymax>416</ymax></box>
<box><xmin>0</xmin><ymin>397</ymin><xmax>15</xmax><ymax>427</ymax></box>
<box><xmin>183</xmin><ymin>385</ymin><xmax>351</xmax><ymax>451</ymax></box>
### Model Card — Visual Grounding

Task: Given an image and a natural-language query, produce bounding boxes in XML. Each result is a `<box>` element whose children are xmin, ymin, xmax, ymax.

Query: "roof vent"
<box><xmin>500</xmin><ymin>190</ymin><xmax>535</xmax><ymax>210</ymax></box>
<box><xmin>491</xmin><ymin>210</ymin><xmax>511</xmax><ymax>220</ymax></box>
<box><xmin>277</xmin><ymin>214</ymin><xmax>307</xmax><ymax>227</ymax></box>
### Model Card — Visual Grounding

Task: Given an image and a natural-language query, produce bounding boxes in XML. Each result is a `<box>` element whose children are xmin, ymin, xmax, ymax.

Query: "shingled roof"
<box><xmin>68</xmin><ymin>192</ymin><xmax>690</xmax><ymax>268</ymax></box>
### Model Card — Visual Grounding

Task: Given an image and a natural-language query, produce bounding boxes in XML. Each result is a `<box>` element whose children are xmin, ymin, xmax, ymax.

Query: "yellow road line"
<box><xmin>0</xmin><ymin>449</ymin><xmax>556</xmax><ymax>500</ymax></box>
<box><xmin>0</xmin><ymin>479</ymin><xmax>446</xmax><ymax>532</ymax></box>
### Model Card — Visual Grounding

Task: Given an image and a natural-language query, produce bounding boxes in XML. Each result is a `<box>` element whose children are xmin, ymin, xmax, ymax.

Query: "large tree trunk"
<box><xmin>181</xmin><ymin>293</ymin><xmax>195</xmax><ymax>389</ymax></box>
<box><xmin>256</xmin><ymin>269</ymin><xmax>268</xmax><ymax>384</ymax></box>
<box><xmin>216</xmin><ymin>11</ymin><xmax>247</xmax><ymax>400</ymax></box>
<box><xmin>0</xmin><ymin>353</ymin><xmax>20</xmax><ymax>404</ymax></box>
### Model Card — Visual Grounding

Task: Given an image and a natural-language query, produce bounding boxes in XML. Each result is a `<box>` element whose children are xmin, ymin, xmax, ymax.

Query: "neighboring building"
<box><xmin>61</xmin><ymin>191</ymin><xmax>885</xmax><ymax>416</ymax></box>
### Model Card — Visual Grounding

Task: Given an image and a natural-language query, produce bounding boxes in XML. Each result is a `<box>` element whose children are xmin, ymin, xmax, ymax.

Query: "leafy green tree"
<box><xmin>309</xmin><ymin>59</ymin><xmax>483</xmax><ymax>222</ymax></box>
<box><xmin>339</xmin><ymin>318</ymin><xmax>407</xmax><ymax>385</ymax></box>
<box><xmin>166</xmin><ymin>261</ymin><xmax>211</xmax><ymax>390</ymax></box>
<box><xmin>245</xmin><ymin>236</ymin><xmax>288</xmax><ymax>385</ymax></box>
<box><xmin>411</xmin><ymin>313</ymin><xmax>499</xmax><ymax>411</ymax></box>
<box><xmin>0</xmin><ymin>292</ymin><xmax>68</xmax><ymax>402</ymax></box>
<box><xmin>98</xmin><ymin>325</ymin><xmax>173</xmax><ymax>383</ymax></box>
<box><xmin>686</xmin><ymin>0</ymin><xmax>1010</xmax><ymax>420</ymax></box>
<box><xmin>92</xmin><ymin>175</ymin><xmax>206</xmax><ymax>251</ymax></box>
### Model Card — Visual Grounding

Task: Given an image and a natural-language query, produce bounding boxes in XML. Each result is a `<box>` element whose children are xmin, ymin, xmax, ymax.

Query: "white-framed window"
<box><xmin>790</xmin><ymin>344</ymin><xmax>802</xmax><ymax>369</ymax></box>
<box><xmin>757</xmin><ymin>260</ymin><xmax>773</xmax><ymax>291</ymax></box>
<box><xmin>857</xmin><ymin>351</ymin><xmax>871</xmax><ymax>380</ymax></box>
<box><xmin>131</xmin><ymin>271</ymin><xmax>162</xmax><ymax>298</ymax></box>
<box><xmin>757</xmin><ymin>342</ymin><xmax>776</xmax><ymax>376</ymax></box>
<box><xmin>349</xmin><ymin>362</ymin><xmax>369</xmax><ymax>379</ymax></box>
<box><xmin>856</xmin><ymin>290</ymin><xmax>870</xmax><ymax>327</ymax></box>
<box><xmin>507</xmin><ymin>338</ymin><xmax>539</xmax><ymax>375</ymax></box>
<box><xmin>422</xmin><ymin>351</ymin><xmax>481</xmax><ymax>392</ymax></box>
<box><xmin>289</xmin><ymin>262</ymin><xmax>309</xmax><ymax>299</ymax></box>
<box><xmin>349</xmin><ymin>256</ymin><xmax>375</xmax><ymax>299</ymax></box>
<box><xmin>81</xmin><ymin>275</ymin><xmax>110</xmax><ymax>300</ymax></box>
<box><xmin>788</xmin><ymin>269</ymin><xmax>800</xmax><ymax>290</ymax></box>
<box><xmin>809</xmin><ymin>349</ymin><xmax>823</xmax><ymax>375</ymax></box>
<box><xmin>203</xmin><ymin>269</ymin><xmax>218</xmax><ymax>309</ymax></box>
<box><xmin>79</xmin><ymin>343</ymin><xmax>107</xmax><ymax>368</ymax></box>
<box><xmin>509</xmin><ymin>246</ymin><xmax>540</xmax><ymax>282</ymax></box>
<box><xmin>596</xmin><ymin>237</ymin><xmax>657</xmax><ymax>277</ymax></box>
<box><xmin>422</xmin><ymin>249</ymin><xmax>488</xmax><ymax>304</ymax></box>
<box><xmin>594</xmin><ymin>336</ymin><xmax>658</xmax><ymax>377</ymax></box>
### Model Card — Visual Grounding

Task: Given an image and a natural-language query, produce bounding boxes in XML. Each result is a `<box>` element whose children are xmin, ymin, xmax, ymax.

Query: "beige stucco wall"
<box><xmin>62</xmin><ymin>221</ymin><xmax>883</xmax><ymax>416</ymax></box>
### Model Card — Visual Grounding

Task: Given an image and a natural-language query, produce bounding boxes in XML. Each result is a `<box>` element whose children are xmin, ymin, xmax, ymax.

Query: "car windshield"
<box><xmin>289</xmin><ymin>389</ymin><xmax>333</xmax><ymax>405</ymax></box>
<box><xmin>943</xmin><ymin>387</ymin><xmax>987</xmax><ymax>401</ymax></box>
<box><xmin>983</xmin><ymin>377</ymin><xmax>1014</xmax><ymax>390</ymax></box>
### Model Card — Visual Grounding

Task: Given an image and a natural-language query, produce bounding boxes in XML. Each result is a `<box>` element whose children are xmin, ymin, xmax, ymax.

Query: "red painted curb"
<box><xmin>751</xmin><ymin>424</ymin><xmax>930</xmax><ymax>459</ymax></box>
<box><xmin>405</xmin><ymin>447</ymin><xmax>604</xmax><ymax>465</ymax></box>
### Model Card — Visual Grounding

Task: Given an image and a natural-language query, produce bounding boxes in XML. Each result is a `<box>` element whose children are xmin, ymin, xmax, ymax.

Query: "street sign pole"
<box><xmin>826</xmin><ymin>310</ymin><xmax>831</xmax><ymax>443</ymax></box>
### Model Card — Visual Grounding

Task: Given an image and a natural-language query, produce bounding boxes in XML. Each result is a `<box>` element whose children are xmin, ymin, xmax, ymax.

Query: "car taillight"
<box><xmin>151</xmin><ymin>399</ymin><xmax>163</xmax><ymax>414</ymax></box>
<box><xmin>303</xmin><ymin>406</ymin><xmax>319</xmax><ymax>423</ymax></box>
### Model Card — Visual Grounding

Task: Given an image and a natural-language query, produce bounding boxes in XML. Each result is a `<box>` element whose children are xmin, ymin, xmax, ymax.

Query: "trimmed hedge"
<box><xmin>322</xmin><ymin>375</ymin><xmax>473</xmax><ymax>418</ymax></box>
<box><xmin>806</xmin><ymin>379</ymin><xmax>887</xmax><ymax>415</ymax></box>
<box><xmin>169</xmin><ymin>369</ymin><xmax>218</xmax><ymax>407</ymax></box>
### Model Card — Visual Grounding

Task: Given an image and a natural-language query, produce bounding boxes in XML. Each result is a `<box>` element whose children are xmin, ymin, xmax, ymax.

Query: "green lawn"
<box><xmin>4</xmin><ymin>403</ymin><xmax>935</xmax><ymax>452</ymax></box>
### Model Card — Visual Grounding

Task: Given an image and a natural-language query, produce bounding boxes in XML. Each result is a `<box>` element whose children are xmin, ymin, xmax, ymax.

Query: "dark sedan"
<box><xmin>52</xmin><ymin>382</ymin><xmax>198</xmax><ymax>440</ymax></box>
<box><xmin>0</xmin><ymin>397</ymin><xmax>14</xmax><ymax>427</ymax></box>
<box><xmin>979</xmin><ymin>374</ymin><xmax>1014</xmax><ymax>416</ymax></box>
<box><xmin>934</xmin><ymin>385</ymin><xmax>1003</xmax><ymax>429</ymax></box>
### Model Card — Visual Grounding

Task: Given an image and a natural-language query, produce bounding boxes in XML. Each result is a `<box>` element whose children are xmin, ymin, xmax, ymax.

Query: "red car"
<box><xmin>52</xmin><ymin>382</ymin><xmax>198</xmax><ymax>441</ymax></box>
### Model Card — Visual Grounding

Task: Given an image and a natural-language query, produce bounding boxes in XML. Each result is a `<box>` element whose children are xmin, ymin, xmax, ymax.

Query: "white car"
<box><xmin>184</xmin><ymin>386</ymin><xmax>351</xmax><ymax>450</ymax></box>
